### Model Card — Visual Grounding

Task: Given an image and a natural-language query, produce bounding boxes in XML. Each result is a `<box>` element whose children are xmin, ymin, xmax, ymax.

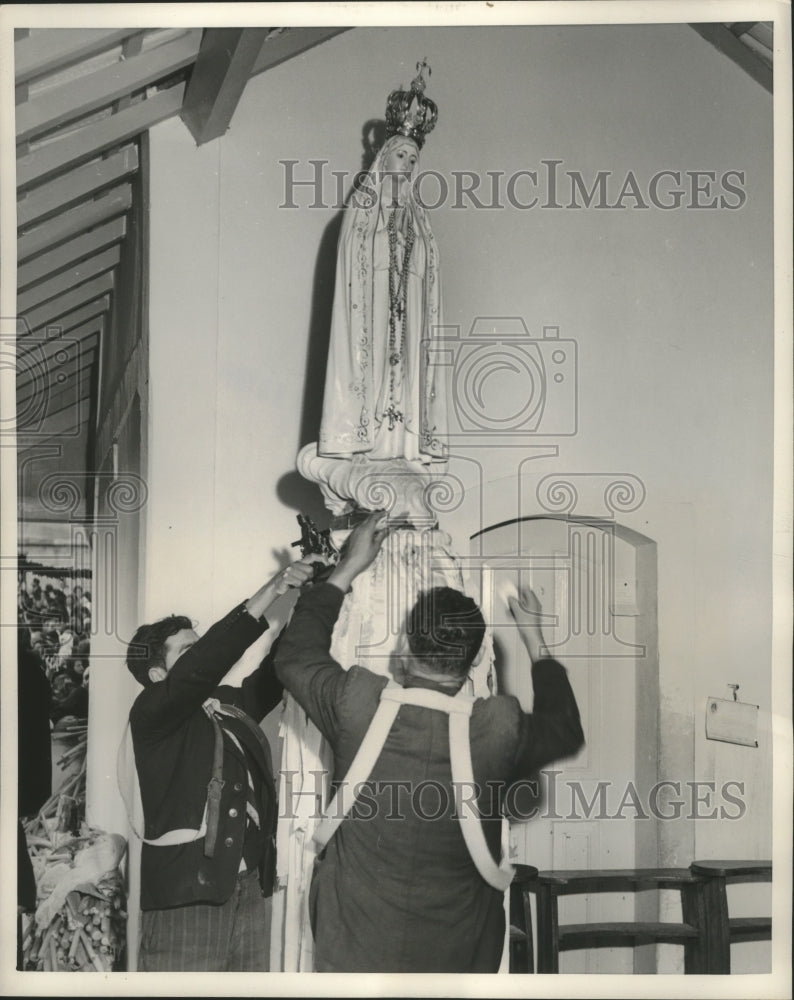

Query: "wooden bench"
<box><xmin>519</xmin><ymin>868</ymin><xmax>708</xmax><ymax>973</ymax></box>
<box><xmin>509</xmin><ymin>864</ymin><xmax>538</xmax><ymax>972</ymax></box>
<box><xmin>690</xmin><ymin>860</ymin><xmax>772</xmax><ymax>974</ymax></box>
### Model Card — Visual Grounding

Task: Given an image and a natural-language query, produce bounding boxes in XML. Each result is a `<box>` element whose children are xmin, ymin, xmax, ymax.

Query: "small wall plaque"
<box><xmin>705</xmin><ymin>695</ymin><xmax>759</xmax><ymax>747</ymax></box>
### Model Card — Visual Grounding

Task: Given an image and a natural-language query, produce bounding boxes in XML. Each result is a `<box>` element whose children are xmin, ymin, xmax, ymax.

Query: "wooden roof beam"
<box><xmin>728</xmin><ymin>22</ymin><xmax>759</xmax><ymax>37</ymax></box>
<box><xmin>18</xmin><ymin>184</ymin><xmax>131</xmax><ymax>261</ymax></box>
<box><xmin>18</xmin><ymin>329</ymin><xmax>101</xmax><ymax>379</ymax></box>
<box><xmin>22</xmin><ymin>296</ymin><xmax>110</xmax><ymax>339</ymax></box>
<box><xmin>18</xmin><ymin>246</ymin><xmax>120</xmax><ymax>314</ymax></box>
<box><xmin>17</xmin><ymin>82</ymin><xmax>185</xmax><ymax>190</ymax></box>
<box><xmin>21</xmin><ymin>370</ymin><xmax>95</xmax><ymax>424</ymax></box>
<box><xmin>691</xmin><ymin>23</ymin><xmax>773</xmax><ymax>93</ymax></box>
<box><xmin>17</xmin><ymin>328</ymin><xmax>101</xmax><ymax>399</ymax></box>
<box><xmin>180</xmin><ymin>28</ymin><xmax>269</xmax><ymax>146</ymax></box>
<box><xmin>16</xmin><ymin>30</ymin><xmax>201</xmax><ymax>144</ymax></box>
<box><xmin>17</xmin><ymin>217</ymin><xmax>126</xmax><ymax>290</ymax></box>
<box><xmin>250</xmin><ymin>27</ymin><xmax>350</xmax><ymax>76</ymax></box>
<box><xmin>17</xmin><ymin>424</ymin><xmax>87</xmax><ymax>451</ymax></box>
<box><xmin>17</xmin><ymin>352</ymin><xmax>99</xmax><ymax>410</ymax></box>
<box><xmin>17</xmin><ymin>145</ymin><xmax>138</xmax><ymax>229</ymax></box>
<box><xmin>20</xmin><ymin>272</ymin><xmax>114</xmax><ymax>333</ymax></box>
<box><xmin>15</xmin><ymin>29</ymin><xmax>142</xmax><ymax>84</ymax></box>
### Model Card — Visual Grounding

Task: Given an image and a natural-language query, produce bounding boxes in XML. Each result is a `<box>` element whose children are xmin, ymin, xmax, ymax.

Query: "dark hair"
<box><xmin>126</xmin><ymin>615</ymin><xmax>192</xmax><ymax>686</ymax></box>
<box><xmin>406</xmin><ymin>587</ymin><xmax>486</xmax><ymax>679</ymax></box>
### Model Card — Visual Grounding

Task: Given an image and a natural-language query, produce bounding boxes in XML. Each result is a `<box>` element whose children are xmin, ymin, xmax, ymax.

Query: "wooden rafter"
<box><xmin>17</xmin><ymin>360</ymin><xmax>96</xmax><ymax>419</ymax></box>
<box><xmin>12</xmin><ymin>24</ymin><xmax>356</xmax><ymax>521</ymax></box>
<box><xmin>18</xmin><ymin>184</ymin><xmax>132</xmax><ymax>261</ymax></box>
<box><xmin>18</xmin><ymin>246</ymin><xmax>121</xmax><ymax>314</ymax></box>
<box><xmin>20</xmin><ymin>272</ymin><xmax>115</xmax><ymax>332</ymax></box>
<box><xmin>22</xmin><ymin>369</ymin><xmax>95</xmax><ymax>424</ymax></box>
<box><xmin>113</xmin><ymin>33</ymin><xmax>145</xmax><ymax>114</ymax></box>
<box><xmin>16</xmin><ymin>31</ymin><xmax>201</xmax><ymax>144</ymax></box>
<box><xmin>250</xmin><ymin>27</ymin><xmax>350</xmax><ymax>76</ymax></box>
<box><xmin>15</xmin><ymin>29</ymin><xmax>142</xmax><ymax>84</ymax></box>
<box><xmin>17</xmin><ymin>328</ymin><xmax>101</xmax><ymax>398</ymax></box>
<box><xmin>17</xmin><ymin>82</ymin><xmax>185</xmax><ymax>189</ymax></box>
<box><xmin>17</xmin><ymin>424</ymin><xmax>87</xmax><ymax>448</ymax></box>
<box><xmin>691</xmin><ymin>23</ymin><xmax>772</xmax><ymax>92</ymax></box>
<box><xmin>17</xmin><ymin>329</ymin><xmax>101</xmax><ymax>375</ymax></box>
<box><xmin>17</xmin><ymin>349</ymin><xmax>99</xmax><ymax>406</ymax></box>
<box><xmin>22</xmin><ymin>297</ymin><xmax>111</xmax><ymax>339</ymax></box>
<box><xmin>728</xmin><ymin>22</ymin><xmax>758</xmax><ymax>37</ymax></box>
<box><xmin>17</xmin><ymin>146</ymin><xmax>138</xmax><ymax>229</ymax></box>
<box><xmin>180</xmin><ymin>29</ymin><xmax>269</xmax><ymax>145</ymax></box>
<box><xmin>17</xmin><ymin>218</ymin><xmax>126</xmax><ymax>290</ymax></box>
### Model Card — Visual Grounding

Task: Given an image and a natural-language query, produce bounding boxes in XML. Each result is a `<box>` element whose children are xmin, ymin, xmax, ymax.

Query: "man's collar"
<box><xmin>402</xmin><ymin>673</ymin><xmax>465</xmax><ymax>696</ymax></box>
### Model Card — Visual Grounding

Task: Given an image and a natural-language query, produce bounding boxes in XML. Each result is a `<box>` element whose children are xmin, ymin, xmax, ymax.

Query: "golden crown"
<box><xmin>384</xmin><ymin>59</ymin><xmax>438</xmax><ymax>150</ymax></box>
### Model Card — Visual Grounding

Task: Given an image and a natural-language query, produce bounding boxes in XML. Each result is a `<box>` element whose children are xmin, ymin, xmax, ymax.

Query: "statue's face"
<box><xmin>381</xmin><ymin>139</ymin><xmax>420</xmax><ymax>179</ymax></box>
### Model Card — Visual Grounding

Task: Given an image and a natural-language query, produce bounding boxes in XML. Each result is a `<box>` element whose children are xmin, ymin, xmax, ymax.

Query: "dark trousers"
<box><xmin>139</xmin><ymin>869</ymin><xmax>272</xmax><ymax>972</ymax></box>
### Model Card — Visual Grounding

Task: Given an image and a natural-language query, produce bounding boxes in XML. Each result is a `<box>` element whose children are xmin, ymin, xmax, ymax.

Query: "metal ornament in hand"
<box><xmin>291</xmin><ymin>513</ymin><xmax>339</xmax><ymax>581</ymax></box>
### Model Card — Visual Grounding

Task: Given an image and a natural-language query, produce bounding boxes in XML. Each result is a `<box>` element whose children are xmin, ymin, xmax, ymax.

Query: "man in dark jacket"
<box><xmin>276</xmin><ymin>512</ymin><xmax>585</xmax><ymax>973</ymax></box>
<box><xmin>126</xmin><ymin>556</ymin><xmax>317</xmax><ymax>972</ymax></box>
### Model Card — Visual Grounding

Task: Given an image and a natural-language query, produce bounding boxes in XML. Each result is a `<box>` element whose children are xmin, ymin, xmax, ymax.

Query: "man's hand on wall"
<box><xmin>507</xmin><ymin>586</ymin><xmax>549</xmax><ymax>664</ymax></box>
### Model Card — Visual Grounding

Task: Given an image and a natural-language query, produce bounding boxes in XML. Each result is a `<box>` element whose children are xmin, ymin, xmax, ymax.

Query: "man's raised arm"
<box><xmin>276</xmin><ymin>512</ymin><xmax>391</xmax><ymax>742</ymax></box>
<box><xmin>507</xmin><ymin>587</ymin><xmax>585</xmax><ymax>776</ymax></box>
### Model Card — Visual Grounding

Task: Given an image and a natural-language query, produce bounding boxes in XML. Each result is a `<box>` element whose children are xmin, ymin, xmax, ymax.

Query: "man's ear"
<box><xmin>148</xmin><ymin>665</ymin><xmax>167</xmax><ymax>684</ymax></box>
<box><xmin>471</xmin><ymin>642</ymin><xmax>487</xmax><ymax>669</ymax></box>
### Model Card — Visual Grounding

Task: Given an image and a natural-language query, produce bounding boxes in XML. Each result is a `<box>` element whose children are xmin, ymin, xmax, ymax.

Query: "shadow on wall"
<box><xmin>276</xmin><ymin>470</ymin><xmax>329</xmax><ymax>528</ymax></box>
<box><xmin>298</xmin><ymin>209</ymin><xmax>342</xmax><ymax>453</ymax></box>
<box><xmin>297</xmin><ymin>115</ymin><xmax>388</xmax><ymax>452</ymax></box>
<box><xmin>282</xmin><ymin>118</ymin><xmax>390</xmax><ymax>526</ymax></box>
<box><xmin>276</xmin><ymin>209</ymin><xmax>342</xmax><ymax>527</ymax></box>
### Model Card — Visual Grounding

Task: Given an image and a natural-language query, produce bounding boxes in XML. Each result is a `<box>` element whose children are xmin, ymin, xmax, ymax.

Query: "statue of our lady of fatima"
<box><xmin>318</xmin><ymin>59</ymin><xmax>446</xmax><ymax>464</ymax></box>
<box><xmin>273</xmin><ymin>63</ymin><xmax>499</xmax><ymax>972</ymax></box>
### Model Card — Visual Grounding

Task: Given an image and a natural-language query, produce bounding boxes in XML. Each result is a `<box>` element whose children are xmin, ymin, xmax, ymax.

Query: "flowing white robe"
<box><xmin>319</xmin><ymin>137</ymin><xmax>447</xmax><ymax>462</ymax></box>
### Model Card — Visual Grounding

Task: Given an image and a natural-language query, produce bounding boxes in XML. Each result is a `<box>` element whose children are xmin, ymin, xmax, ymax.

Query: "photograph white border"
<box><xmin>1</xmin><ymin>3</ymin><xmax>791</xmax><ymax>997</ymax></box>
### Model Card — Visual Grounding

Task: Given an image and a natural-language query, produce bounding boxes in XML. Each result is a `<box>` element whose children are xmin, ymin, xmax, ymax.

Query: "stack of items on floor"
<box><xmin>20</xmin><ymin>724</ymin><xmax>128</xmax><ymax>972</ymax></box>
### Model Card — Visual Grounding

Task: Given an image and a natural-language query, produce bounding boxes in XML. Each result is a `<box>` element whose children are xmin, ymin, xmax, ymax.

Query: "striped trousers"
<box><xmin>139</xmin><ymin>869</ymin><xmax>272</xmax><ymax>972</ymax></box>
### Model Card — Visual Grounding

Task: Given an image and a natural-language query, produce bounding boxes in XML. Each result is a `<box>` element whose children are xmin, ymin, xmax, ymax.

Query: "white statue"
<box><xmin>319</xmin><ymin>61</ymin><xmax>447</xmax><ymax>465</ymax></box>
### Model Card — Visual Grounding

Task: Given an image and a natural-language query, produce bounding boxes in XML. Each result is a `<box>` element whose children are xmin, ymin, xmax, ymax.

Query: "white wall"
<box><xmin>146</xmin><ymin>22</ymin><xmax>773</xmax><ymax>896</ymax></box>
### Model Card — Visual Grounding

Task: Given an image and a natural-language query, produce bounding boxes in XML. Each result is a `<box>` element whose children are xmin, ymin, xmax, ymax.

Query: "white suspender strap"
<box><xmin>141</xmin><ymin>806</ymin><xmax>209</xmax><ymax>846</ymax></box>
<box><xmin>117</xmin><ymin>722</ymin><xmax>146</xmax><ymax>840</ymax></box>
<box><xmin>448</xmin><ymin>710</ymin><xmax>515</xmax><ymax>892</ymax></box>
<box><xmin>313</xmin><ymin>695</ymin><xmax>402</xmax><ymax>849</ymax></box>
<box><xmin>380</xmin><ymin>684</ymin><xmax>475</xmax><ymax>714</ymax></box>
<box><xmin>117</xmin><ymin>721</ymin><xmax>209</xmax><ymax>847</ymax></box>
<box><xmin>313</xmin><ymin>684</ymin><xmax>515</xmax><ymax>892</ymax></box>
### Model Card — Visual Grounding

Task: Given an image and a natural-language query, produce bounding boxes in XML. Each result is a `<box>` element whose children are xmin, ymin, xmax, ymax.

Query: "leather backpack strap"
<box><xmin>203</xmin><ymin>710</ymin><xmax>226</xmax><ymax>857</ymax></box>
<box><xmin>215</xmin><ymin>702</ymin><xmax>273</xmax><ymax>770</ymax></box>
